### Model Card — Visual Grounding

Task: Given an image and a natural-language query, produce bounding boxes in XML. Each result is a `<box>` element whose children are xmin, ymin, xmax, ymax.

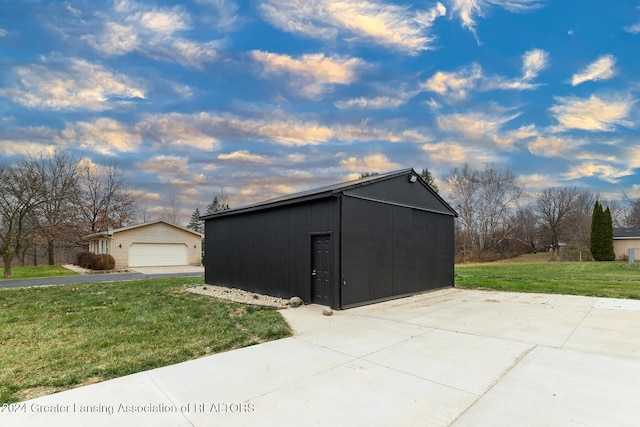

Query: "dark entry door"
<box><xmin>311</xmin><ymin>235</ymin><xmax>331</xmax><ymax>306</ymax></box>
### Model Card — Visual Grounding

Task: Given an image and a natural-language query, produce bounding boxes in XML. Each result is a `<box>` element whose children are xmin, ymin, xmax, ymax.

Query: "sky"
<box><xmin>1</xmin><ymin>0</ymin><xmax>639</xmax><ymax>224</ymax></box>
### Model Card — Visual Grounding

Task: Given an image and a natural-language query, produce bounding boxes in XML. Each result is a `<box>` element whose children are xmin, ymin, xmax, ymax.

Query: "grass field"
<box><xmin>455</xmin><ymin>258</ymin><xmax>640</xmax><ymax>299</ymax></box>
<box><xmin>0</xmin><ymin>265</ymin><xmax>78</xmax><ymax>280</ymax></box>
<box><xmin>0</xmin><ymin>277</ymin><xmax>291</xmax><ymax>404</ymax></box>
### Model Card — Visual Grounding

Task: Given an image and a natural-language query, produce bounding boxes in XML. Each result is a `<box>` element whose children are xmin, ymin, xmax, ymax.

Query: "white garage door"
<box><xmin>129</xmin><ymin>243</ymin><xmax>188</xmax><ymax>267</ymax></box>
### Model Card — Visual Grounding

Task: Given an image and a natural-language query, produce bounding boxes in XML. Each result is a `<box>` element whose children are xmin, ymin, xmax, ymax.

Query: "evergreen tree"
<box><xmin>187</xmin><ymin>208</ymin><xmax>203</xmax><ymax>234</ymax></box>
<box><xmin>206</xmin><ymin>195</ymin><xmax>229</xmax><ymax>215</ymax></box>
<box><xmin>590</xmin><ymin>202</ymin><xmax>615</xmax><ymax>261</ymax></box>
<box><xmin>590</xmin><ymin>201</ymin><xmax>603</xmax><ymax>260</ymax></box>
<box><xmin>420</xmin><ymin>168</ymin><xmax>439</xmax><ymax>193</ymax></box>
<box><xmin>603</xmin><ymin>207</ymin><xmax>615</xmax><ymax>261</ymax></box>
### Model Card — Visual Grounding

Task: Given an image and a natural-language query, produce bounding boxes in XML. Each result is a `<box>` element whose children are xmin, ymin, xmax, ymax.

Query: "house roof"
<box><xmin>201</xmin><ymin>168</ymin><xmax>458</xmax><ymax>220</ymax></box>
<box><xmin>83</xmin><ymin>220</ymin><xmax>203</xmax><ymax>240</ymax></box>
<box><xmin>613</xmin><ymin>228</ymin><xmax>640</xmax><ymax>239</ymax></box>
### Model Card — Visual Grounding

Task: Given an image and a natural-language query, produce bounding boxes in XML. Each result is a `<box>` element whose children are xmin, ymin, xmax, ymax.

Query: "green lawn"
<box><xmin>0</xmin><ymin>277</ymin><xmax>291</xmax><ymax>404</ymax></box>
<box><xmin>455</xmin><ymin>260</ymin><xmax>640</xmax><ymax>299</ymax></box>
<box><xmin>0</xmin><ymin>265</ymin><xmax>78</xmax><ymax>280</ymax></box>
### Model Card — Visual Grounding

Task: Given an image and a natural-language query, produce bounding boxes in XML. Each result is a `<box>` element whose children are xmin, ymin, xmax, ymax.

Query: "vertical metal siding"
<box><xmin>204</xmin><ymin>172</ymin><xmax>455</xmax><ymax>310</ymax></box>
<box><xmin>204</xmin><ymin>198</ymin><xmax>337</xmax><ymax>306</ymax></box>
<box><xmin>350</xmin><ymin>174</ymin><xmax>447</xmax><ymax>213</ymax></box>
<box><xmin>341</xmin><ymin>196</ymin><xmax>454</xmax><ymax>308</ymax></box>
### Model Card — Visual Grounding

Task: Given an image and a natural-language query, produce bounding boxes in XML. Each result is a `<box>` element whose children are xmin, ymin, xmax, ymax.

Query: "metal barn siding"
<box><xmin>340</xmin><ymin>196</ymin><xmax>455</xmax><ymax>308</ymax></box>
<box><xmin>203</xmin><ymin>168</ymin><xmax>457</xmax><ymax>310</ymax></box>
<box><xmin>204</xmin><ymin>198</ymin><xmax>339</xmax><ymax>305</ymax></box>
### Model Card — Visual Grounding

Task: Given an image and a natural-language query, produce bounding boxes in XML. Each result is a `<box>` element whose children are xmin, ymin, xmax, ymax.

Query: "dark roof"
<box><xmin>201</xmin><ymin>168</ymin><xmax>457</xmax><ymax>220</ymax></box>
<box><xmin>83</xmin><ymin>220</ymin><xmax>203</xmax><ymax>240</ymax></box>
<box><xmin>613</xmin><ymin>228</ymin><xmax>640</xmax><ymax>239</ymax></box>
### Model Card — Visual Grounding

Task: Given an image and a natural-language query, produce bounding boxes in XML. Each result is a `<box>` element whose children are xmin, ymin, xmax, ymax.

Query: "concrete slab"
<box><xmin>365</xmin><ymin>329</ymin><xmax>534</xmax><ymax>395</ymax></box>
<box><xmin>562</xmin><ymin>307</ymin><xmax>640</xmax><ymax>360</ymax></box>
<box><xmin>407</xmin><ymin>292</ymin><xmax>593</xmax><ymax>347</ymax></box>
<box><xmin>5</xmin><ymin>288</ymin><xmax>640</xmax><ymax>427</ymax></box>
<box><xmin>149</xmin><ymin>338</ymin><xmax>354</xmax><ymax>409</ymax></box>
<box><xmin>3</xmin><ymin>371</ymin><xmax>190</xmax><ymax>427</ymax></box>
<box><xmin>282</xmin><ymin>306</ymin><xmax>432</xmax><ymax>357</ymax></box>
<box><xmin>452</xmin><ymin>346</ymin><xmax>640</xmax><ymax>427</ymax></box>
<box><xmin>195</xmin><ymin>359</ymin><xmax>477</xmax><ymax>427</ymax></box>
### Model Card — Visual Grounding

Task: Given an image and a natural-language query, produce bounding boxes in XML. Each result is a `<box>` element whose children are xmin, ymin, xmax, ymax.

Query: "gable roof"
<box><xmin>201</xmin><ymin>168</ymin><xmax>457</xmax><ymax>220</ymax></box>
<box><xmin>613</xmin><ymin>228</ymin><xmax>640</xmax><ymax>239</ymax></box>
<box><xmin>83</xmin><ymin>220</ymin><xmax>203</xmax><ymax>240</ymax></box>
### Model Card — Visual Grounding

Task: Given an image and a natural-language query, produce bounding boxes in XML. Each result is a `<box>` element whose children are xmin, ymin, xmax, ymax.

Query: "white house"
<box><xmin>84</xmin><ymin>220</ymin><xmax>203</xmax><ymax>268</ymax></box>
<box><xmin>613</xmin><ymin>228</ymin><xmax>640</xmax><ymax>260</ymax></box>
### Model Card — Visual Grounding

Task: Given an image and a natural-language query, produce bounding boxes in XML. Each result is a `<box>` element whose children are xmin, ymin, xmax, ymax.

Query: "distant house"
<box><xmin>83</xmin><ymin>220</ymin><xmax>202</xmax><ymax>268</ymax></box>
<box><xmin>201</xmin><ymin>168</ymin><xmax>458</xmax><ymax>309</ymax></box>
<box><xmin>613</xmin><ymin>228</ymin><xmax>640</xmax><ymax>260</ymax></box>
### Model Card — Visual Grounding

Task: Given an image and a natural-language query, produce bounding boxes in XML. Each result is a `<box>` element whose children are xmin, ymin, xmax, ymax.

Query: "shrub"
<box><xmin>90</xmin><ymin>253</ymin><xmax>115</xmax><ymax>271</ymax></box>
<box><xmin>75</xmin><ymin>252</ymin><xmax>94</xmax><ymax>269</ymax></box>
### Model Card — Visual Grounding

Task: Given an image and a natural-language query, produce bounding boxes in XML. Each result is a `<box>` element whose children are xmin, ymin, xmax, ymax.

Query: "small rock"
<box><xmin>322</xmin><ymin>309</ymin><xmax>333</xmax><ymax>316</ymax></box>
<box><xmin>289</xmin><ymin>296</ymin><xmax>303</xmax><ymax>308</ymax></box>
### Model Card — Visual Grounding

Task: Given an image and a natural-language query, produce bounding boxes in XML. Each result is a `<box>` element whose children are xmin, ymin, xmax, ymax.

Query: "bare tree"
<box><xmin>511</xmin><ymin>208</ymin><xmax>539</xmax><ymax>252</ymax></box>
<box><xmin>34</xmin><ymin>151</ymin><xmax>82</xmax><ymax>265</ymax></box>
<box><xmin>0</xmin><ymin>159</ymin><xmax>48</xmax><ymax>277</ymax></box>
<box><xmin>603</xmin><ymin>199</ymin><xmax>626</xmax><ymax>228</ymax></box>
<box><xmin>534</xmin><ymin>187</ymin><xmax>581</xmax><ymax>256</ymax></box>
<box><xmin>78</xmin><ymin>162</ymin><xmax>138</xmax><ymax>233</ymax></box>
<box><xmin>444</xmin><ymin>164</ymin><xmax>525</xmax><ymax>261</ymax></box>
<box><xmin>159</xmin><ymin>193</ymin><xmax>182</xmax><ymax>226</ymax></box>
<box><xmin>622</xmin><ymin>193</ymin><xmax>640</xmax><ymax>228</ymax></box>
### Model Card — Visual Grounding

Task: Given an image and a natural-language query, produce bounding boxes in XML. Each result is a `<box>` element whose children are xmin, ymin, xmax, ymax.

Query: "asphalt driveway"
<box><xmin>0</xmin><ymin>265</ymin><xmax>203</xmax><ymax>289</ymax></box>
<box><xmin>4</xmin><ymin>288</ymin><xmax>640</xmax><ymax>426</ymax></box>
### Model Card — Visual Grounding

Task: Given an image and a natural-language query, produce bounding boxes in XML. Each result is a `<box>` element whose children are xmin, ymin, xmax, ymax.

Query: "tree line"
<box><xmin>4</xmin><ymin>152</ymin><xmax>637</xmax><ymax>276</ymax></box>
<box><xmin>440</xmin><ymin>164</ymin><xmax>639</xmax><ymax>263</ymax></box>
<box><xmin>0</xmin><ymin>151</ymin><xmax>137</xmax><ymax>277</ymax></box>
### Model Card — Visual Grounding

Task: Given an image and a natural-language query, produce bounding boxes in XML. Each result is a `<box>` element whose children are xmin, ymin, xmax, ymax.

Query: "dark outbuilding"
<box><xmin>201</xmin><ymin>168</ymin><xmax>458</xmax><ymax>309</ymax></box>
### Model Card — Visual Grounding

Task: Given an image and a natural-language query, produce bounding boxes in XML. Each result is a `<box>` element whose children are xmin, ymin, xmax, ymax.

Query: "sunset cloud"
<box><xmin>549</xmin><ymin>95</ymin><xmax>634</xmax><ymax>132</ymax></box>
<box><xmin>252</xmin><ymin>51</ymin><xmax>364</xmax><ymax>98</ymax></box>
<box><xmin>260</xmin><ymin>0</ymin><xmax>446</xmax><ymax>55</ymax></box>
<box><xmin>571</xmin><ymin>54</ymin><xmax>616</xmax><ymax>86</ymax></box>
<box><xmin>2</xmin><ymin>58</ymin><xmax>145</xmax><ymax>111</ymax></box>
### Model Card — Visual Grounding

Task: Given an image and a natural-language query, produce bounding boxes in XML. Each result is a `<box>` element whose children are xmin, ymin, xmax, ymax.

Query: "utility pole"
<box><xmin>105</xmin><ymin>175</ymin><xmax>111</xmax><ymax>274</ymax></box>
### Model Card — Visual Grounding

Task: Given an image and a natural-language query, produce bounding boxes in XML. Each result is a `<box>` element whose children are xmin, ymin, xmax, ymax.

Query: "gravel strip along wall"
<box><xmin>186</xmin><ymin>285</ymin><xmax>290</xmax><ymax>309</ymax></box>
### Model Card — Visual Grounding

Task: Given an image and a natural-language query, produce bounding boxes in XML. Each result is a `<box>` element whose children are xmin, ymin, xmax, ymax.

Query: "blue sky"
<box><xmin>1</xmin><ymin>0</ymin><xmax>639</xmax><ymax>223</ymax></box>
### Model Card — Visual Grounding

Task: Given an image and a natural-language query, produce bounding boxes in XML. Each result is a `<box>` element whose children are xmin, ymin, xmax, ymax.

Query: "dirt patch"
<box><xmin>16</xmin><ymin>386</ymin><xmax>58</xmax><ymax>401</ymax></box>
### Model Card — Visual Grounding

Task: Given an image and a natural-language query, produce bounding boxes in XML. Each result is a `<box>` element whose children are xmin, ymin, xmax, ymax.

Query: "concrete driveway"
<box><xmin>4</xmin><ymin>288</ymin><xmax>640</xmax><ymax>426</ymax></box>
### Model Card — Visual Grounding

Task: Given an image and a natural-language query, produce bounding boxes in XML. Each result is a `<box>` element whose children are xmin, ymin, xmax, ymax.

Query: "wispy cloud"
<box><xmin>0</xmin><ymin>28</ymin><xmax>7</xmax><ymax>37</ymax></box>
<box><xmin>251</xmin><ymin>51</ymin><xmax>364</xmax><ymax>98</ymax></box>
<box><xmin>82</xmin><ymin>0</ymin><xmax>219</xmax><ymax>69</ymax></box>
<box><xmin>218</xmin><ymin>150</ymin><xmax>271</xmax><ymax>164</ymax></box>
<box><xmin>521</xmin><ymin>49</ymin><xmax>549</xmax><ymax>80</ymax></box>
<box><xmin>421</xmin><ymin>63</ymin><xmax>482</xmax><ymax>99</ymax></box>
<box><xmin>571</xmin><ymin>54</ymin><xmax>617</xmax><ymax>86</ymax></box>
<box><xmin>549</xmin><ymin>95</ymin><xmax>634</xmax><ymax>132</ymax></box>
<box><xmin>136</xmin><ymin>113</ymin><xmax>220</xmax><ymax>151</ymax></box>
<box><xmin>422</xmin><ymin>49</ymin><xmax>548</xmax><ymax>99</ymax></box>
<box><xmin>260</xmin><ymin>0</ymin><xmax>447</xmax><ymax>55</ymax></box>
<box><xmin>562</xmin><ymin>162</ymin><xmax>632</xmax><ymax>183</ymax></box>
<box><xmin>340</xmin><ymin>153</ymin><xmax>400</xmax><ymax>172</ymax></box>
<box><xmin>1</xmin><ymin>58</ymin><xmax>145</xmax><ymax>111</ymax></box>
<box><xmin>60</xmin><ymin>118</ymin><xmax>142</xmax><ymax>155</ymax></box>
<box><xmin>421</xmin><ymin>141</ymin><xmax>501</xmax><ymax>164</ymax></box>
<box><xmin>196</xmin><ymin>0</ymin><xmax>240</xmax><ymax>30</ymax></box>
<box><xmin>527</xmin><ymin>135</ymin><xmax>585</xmax><ymax>157</ymax></box>
<box><xmin>334</xmin><ymin>94</ymin><xmax>410</xmax><ymax>109</ymax></box>
<box><xmin>437</xmin><ymin>109</ymin><xmax>521</xmax><ymax>140</ymax></box>
<box><xmin>449</xmin><ymin>0</ymin><xmax>542</xmax><ymax>38</ymax></box>
<box><xmin>137</xmin><ymin>155</ymin><xmax>190</xmax><ymax>175</ymax></box>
